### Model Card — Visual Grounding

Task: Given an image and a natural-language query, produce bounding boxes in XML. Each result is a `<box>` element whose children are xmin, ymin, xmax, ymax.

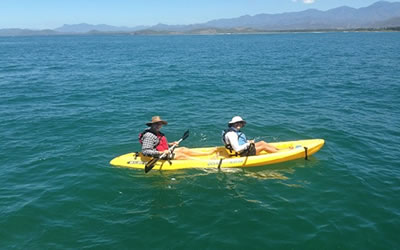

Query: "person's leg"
<box><xmin>175</xmin><ymin>147</ymin><xmax>217</xmax><ymax>156</ymax></box>
<box><xmin>173</xmin><ymin>151</ymin><xmax>192</xmax><ymax>160</ymax></box>
<box><xmin>173</xmin><ymin>147</ymin><xmax>218</xmax><ymax>160</ymax></box>
<box><xmin>254</xmin><ymin>141</ymin><xmax>279</xmax><ymax>154</ymax></box>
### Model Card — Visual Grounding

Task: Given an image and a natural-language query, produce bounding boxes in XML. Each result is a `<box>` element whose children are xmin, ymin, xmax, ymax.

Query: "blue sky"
<box><xmin>0</xmin><ymin>0</ymin><xmax>387</xmax><ymax>29</ymax></box>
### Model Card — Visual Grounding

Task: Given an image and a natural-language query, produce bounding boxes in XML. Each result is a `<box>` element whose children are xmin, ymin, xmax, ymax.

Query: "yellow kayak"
<box><xmin>110</xmin><ymin>139</ymin><xmax>324</xmax><ymax>171</ymax></box>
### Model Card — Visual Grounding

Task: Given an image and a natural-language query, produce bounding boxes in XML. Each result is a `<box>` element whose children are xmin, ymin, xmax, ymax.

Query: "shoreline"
<box><xmin>1</xmin><ymin>27</ymin><xmax>399</xmax><ymax>37</ymax></box>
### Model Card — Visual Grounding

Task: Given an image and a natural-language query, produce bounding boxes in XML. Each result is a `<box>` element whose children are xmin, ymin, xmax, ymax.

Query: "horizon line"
<box><xmin>1</xmin><ymin>1</ymin><xmax>397</xmax><ymax>30</ymax></box>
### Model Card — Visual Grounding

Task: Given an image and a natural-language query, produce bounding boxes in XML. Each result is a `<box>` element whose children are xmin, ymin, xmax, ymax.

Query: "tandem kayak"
<box><xmin>110</xmin><ymin>139</ymin><xmax>325</xmax><ymax>171</ymax></box>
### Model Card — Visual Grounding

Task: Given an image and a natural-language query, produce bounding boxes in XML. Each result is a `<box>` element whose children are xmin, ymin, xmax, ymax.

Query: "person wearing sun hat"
<box><xmin>222</xmin><ymin>116</ymin><xmax>279</xmax><ymax>156</ymax></box>
<box><xmin>139</xmin><ymin>116</ymin><xmax>171</xmax><ymax>158</ymax></box>
<box><xmin>139</xmin><ymin>116</ymin><xmax>217</xmax><ymax>160</ymax></box>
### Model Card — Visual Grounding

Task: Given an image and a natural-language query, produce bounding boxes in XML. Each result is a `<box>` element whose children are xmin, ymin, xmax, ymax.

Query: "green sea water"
<box><xmin>1</xmin><ymin>32</ymin><xmax>399</xmax><ymax>249</ymax></box>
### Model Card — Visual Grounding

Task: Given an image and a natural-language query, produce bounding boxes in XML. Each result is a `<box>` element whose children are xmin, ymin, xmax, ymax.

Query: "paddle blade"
<box><xmin>144</xmin><ymin>158</ymin><xmax>158</xmax><ymax>173</ymax></box>
<box><xmin>144</xmin><ymin>164</ymin><xmax>155</xmax><ymax>173</ymax></box>
<box><xmin>182</xmin><ymin>130</ymin><xmax>189</xmax><ymax>141</ymax></box>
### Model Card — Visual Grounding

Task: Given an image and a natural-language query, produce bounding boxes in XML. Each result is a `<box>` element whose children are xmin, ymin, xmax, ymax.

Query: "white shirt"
<box><xmin>224</xmin><ymin>131</ymin><xmax>250</xmax><ymax>152</ymax></box>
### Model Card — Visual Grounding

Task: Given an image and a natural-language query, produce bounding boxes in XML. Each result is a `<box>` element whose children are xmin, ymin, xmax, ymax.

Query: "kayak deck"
<box><xmin>110</xmin><ymin>139</ymin><xmax>324</xmax><ymax>171</ymax></box>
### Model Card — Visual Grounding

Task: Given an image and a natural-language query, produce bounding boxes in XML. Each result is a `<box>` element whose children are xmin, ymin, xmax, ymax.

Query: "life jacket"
<box><xmin>221</xmin><ymin>127</ymin><xmax>247</xmax><ymax>156</ymax></box>
<box><xmin>138</xmin><ymin>129</ymin><xmax>169</xmax><ymax>151</ymax></box>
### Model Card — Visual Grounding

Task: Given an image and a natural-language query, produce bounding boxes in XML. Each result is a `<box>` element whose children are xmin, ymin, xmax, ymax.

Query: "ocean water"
<box><xmin>0</xmin><ymin>32</ymin><xmax>399</xmax><ymax>249</ymax></box>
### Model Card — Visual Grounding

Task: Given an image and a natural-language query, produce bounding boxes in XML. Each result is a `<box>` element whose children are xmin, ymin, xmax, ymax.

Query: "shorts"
<box><xmin>239</xmin><ymin>143</ymin><xmax>256</xmax><ymax>157</ymax></box>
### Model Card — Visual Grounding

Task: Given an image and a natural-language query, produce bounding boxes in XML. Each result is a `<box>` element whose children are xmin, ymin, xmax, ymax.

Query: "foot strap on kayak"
<box><xmin>304</xmin><ymin>147</ymin><xmax>308</xmax><ymax>160</ymax></box>
<box><xmin>218</xmin><ymin>158</ymin><xmax>223</xmax><ymax>169</ymax></box>
<box><xmin>134</xmin><ymin>152</ymin><xmax>140</xmax><ymax>159</ymax></box>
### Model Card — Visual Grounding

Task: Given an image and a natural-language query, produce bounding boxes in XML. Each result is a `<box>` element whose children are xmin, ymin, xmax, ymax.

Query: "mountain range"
<box><xmin>1</xmin><ymin>1</ymin><xmax>400</xmax><ymax>36</ymax></box>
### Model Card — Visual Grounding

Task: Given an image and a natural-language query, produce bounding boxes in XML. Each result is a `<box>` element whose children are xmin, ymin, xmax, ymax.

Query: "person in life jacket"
<box><xmin>140</xmin><ymin>116</ymin><xmax>217</xmax><ymax>160</ymax></box>
<box><xmin>222</xmin><ymin>116</ymin><xmax>279</xmax><ymax>156</ymax></box>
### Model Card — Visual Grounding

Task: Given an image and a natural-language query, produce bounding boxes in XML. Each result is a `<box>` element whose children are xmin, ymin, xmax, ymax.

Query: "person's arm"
<box><xmin>142</xmin><ymin>133</ymin><xmax>161</xmax><ymax>157</ymax></box>
<box><xmin>226</xmin><ymin>132</ymin><xmax>250</xmax><ymax>152</ymax></box>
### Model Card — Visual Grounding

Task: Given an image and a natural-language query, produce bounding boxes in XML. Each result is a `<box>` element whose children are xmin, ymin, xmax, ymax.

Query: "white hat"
<box><xmin>228</xmin><ymin>116</ymin><xmax>246</xmax><ymax>125</ymax></box>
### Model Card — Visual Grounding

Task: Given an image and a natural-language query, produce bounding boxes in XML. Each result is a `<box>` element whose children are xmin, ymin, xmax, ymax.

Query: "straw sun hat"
<box><xmin>146</xmin><ymin>116</ymin><xmax>168</xmax><ymax>126</ymax></box>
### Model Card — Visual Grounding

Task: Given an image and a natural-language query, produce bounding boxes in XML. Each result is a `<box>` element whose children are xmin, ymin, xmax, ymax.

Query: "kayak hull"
<box><xmin>110</xmin><ymin>139</ymin><xmax>324</xmax><ymax>171</ymax></box>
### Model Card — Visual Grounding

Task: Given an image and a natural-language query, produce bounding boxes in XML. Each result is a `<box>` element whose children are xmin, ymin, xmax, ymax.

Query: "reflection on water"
<box><xmin>243</xmin><ymin>170</ymin><xmax>289</xmax><ymax>180</ymax></box>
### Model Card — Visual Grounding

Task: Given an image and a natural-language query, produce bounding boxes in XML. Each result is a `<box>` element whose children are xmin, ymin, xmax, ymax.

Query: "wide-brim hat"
<box><xmin>146</xmin><ymin>116</ymin><xmax>168</xmax><ymax>126</ymax></box>
<box><xmin>228</xmin><ymin>116</ymin><xmax>246</xmax><ymax>125</ymax></box>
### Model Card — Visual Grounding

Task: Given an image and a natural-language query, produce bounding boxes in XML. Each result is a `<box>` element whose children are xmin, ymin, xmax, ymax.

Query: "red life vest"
<box><xmin>156</xmin><ymin>135</ymin><xmax>169</xmax><ymax>151</ymax></box>
<box><xmin>139</xmin><ymin>129</ymin><xmax>169</xmax><ymax>152</ymax></box>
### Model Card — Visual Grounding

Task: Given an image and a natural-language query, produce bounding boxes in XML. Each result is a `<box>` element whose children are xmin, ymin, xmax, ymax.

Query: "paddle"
<box><xmin>144</xmin><ymin>130</ymin><xmax>189</xmax><ymax>173</ymax></box>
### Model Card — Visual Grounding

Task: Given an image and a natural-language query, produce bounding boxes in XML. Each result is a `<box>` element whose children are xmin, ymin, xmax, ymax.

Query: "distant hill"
<box><xmin>54</xmin><ymin>23</ymin><xmax>148</xmax><ymax>33</ymax></box>
<box><xmin>149</xmin><ymin>1</ymin><xmax>400</xmax><ymax>31</ymax></box>
<box><xmin>376</xmin><ymin>16</ymin><xmax>400</xmax><ymax>26</ymax></box>
<box><xmin>0</xmin><ymin>28</ymin><xmax>59</xmax><ymax>36</ymax></box>
<box><xmin>0</xmin><ymin>1</ymin><xmax>399</xmax><ymax>36</ymax></box>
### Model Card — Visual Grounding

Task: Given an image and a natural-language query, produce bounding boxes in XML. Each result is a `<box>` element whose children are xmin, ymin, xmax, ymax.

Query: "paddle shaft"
<box><xmin>144</xmin><ymin>130</ymin><xmax>189</xmax><ymax>173</ymax></box>
<box><xmin>157</xmin><ymin>138</ymin><xmax>183</xmax><ymax>159</ymax></box>
<box><xmin>144</xmin><ymin>140</ymin><xmax>180</xmax><ymax>173</ymax></box>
